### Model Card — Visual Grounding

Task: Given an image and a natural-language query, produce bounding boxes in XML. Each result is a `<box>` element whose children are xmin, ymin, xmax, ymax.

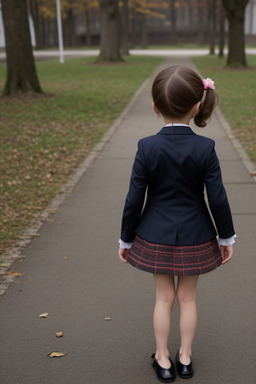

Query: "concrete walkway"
<box><xmin>0</xmin><ymin>48</ymin><xmax>256</xmax><ymax>62</ymax></box>
<box><xmin>0</xmin><ymin>57</ymin><xmax>255</xmax><ymax>384</ymax></box>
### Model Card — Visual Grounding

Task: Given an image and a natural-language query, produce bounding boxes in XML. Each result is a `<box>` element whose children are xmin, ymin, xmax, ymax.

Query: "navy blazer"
<box><xmin>121</xmin><ymin>126</ymin><xmax>235</xmax><ymax>245</ymax></box>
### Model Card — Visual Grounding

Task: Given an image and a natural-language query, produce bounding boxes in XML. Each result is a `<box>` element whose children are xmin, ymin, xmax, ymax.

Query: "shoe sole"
<box><xmin>177</xmin><ymin>372</ymin><xmax>194</xmax><ymax>379</ymax></box>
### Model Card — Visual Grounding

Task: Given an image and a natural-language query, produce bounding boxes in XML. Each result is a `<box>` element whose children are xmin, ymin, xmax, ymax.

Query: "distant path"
<box><xmin>0</xmin><ymin>48</ymin><xmax>256</xmax><ymax>62</ymax></box>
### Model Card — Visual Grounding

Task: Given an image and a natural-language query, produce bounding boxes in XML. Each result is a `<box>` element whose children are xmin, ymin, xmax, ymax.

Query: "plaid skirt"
<box><xmin>127</xmin><ymin>235</ymin><xmax>222</xmax><ymax>276</ymax></box>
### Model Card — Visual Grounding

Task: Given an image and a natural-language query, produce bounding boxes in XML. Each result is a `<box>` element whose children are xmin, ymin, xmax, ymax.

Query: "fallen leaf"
<box><xmin>48</xmin><ymin>351</ymin><xmax>67</xmax><ymax>358</ymax></box>
<box><xmin>39</xmin><ymin>313</ymin><xmax>49</xmax><ymax>318</ymax></box>
<box><xmin>5</xmin><ymin>271</ymin><xmax>22</xmax><ymax>277</ymax></box>
<box><xmin>104</xmin><ymin>317</ymin><xmax>112</xmax><ymax>321</ymax></box>
<box><xmin>12</xmin><ymin>272</ymin><xmax>22</xmax><ymax>277</ymax></box>
<box><xmin>56</xmin><ymin>332</ymin><xmax>64</xmax><ymax>338</ymax></box>
<box><xmin>250</xmin><ymin>172</ymin><xmax>256</xmax><ymax>176</ymax></box>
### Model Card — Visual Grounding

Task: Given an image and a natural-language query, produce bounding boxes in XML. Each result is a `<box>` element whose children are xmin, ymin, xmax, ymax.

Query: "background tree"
<box><xmin>121</xmin><ymin>0</ymin><xmax>129</xmax><ymax>54</ymax></box>
<box><xmin>197</xmin><ymin>0</ymin><xmax>205</xmax><ymax>45</ymax></box>
<box><xmin>84</xmin><ymin>0</ymin><xmax>98</xmax><ymax>47</ymax></box>
<box><xmin>64</xmin><ymin>6</ymin><xmax>76</xmax><ymax>47</ymax></box>
<box><xmin>37</xmin><ymin>0</ymin><xmax>57</xmax><ymax>47</ymax></box>
<box><xmin>222</xmin><ymin>0</ymin><xmax>250</xmax><ymax>67</ymax></box>
<box><xmin>209</xmin><ymin>0</ymin><xmax>217</xmax><ymax>54</ymax></box>
<box><xmin>1</xmin><ymin>0</ymin><xmax>43</xmax><ymax>95</ymax></box>
<box><xmin>39</xmin><ymin>0</ymin><xmax>77</xmax><ymax>47</ymax></box>
<box><xmin>218</xmin><ymin>1</ymin><xmax>226</xmax><ymax>58</ymax></box>
<box><xmin>97</xmin><ymin>0</ymin><xmax>123</xmax><ymax>62</ymax></box>
<box><xmin>170</xmin><ymin>0</ymin><xmax>177</xmax><ymax>45</ymax></box>
<box><xmin>37</xmin><ymin>0</ymin><xmax>98</xmax><ymax>48</ymax></box>
<box><xmin>130</xmin><ymin>0</ymin><xmax>168</xmax><ymax>49</ymax></box>
<box><xmin>28</xmin><ymin>0</ymin><xmax>42</xmax><ymax>49</ymax></box>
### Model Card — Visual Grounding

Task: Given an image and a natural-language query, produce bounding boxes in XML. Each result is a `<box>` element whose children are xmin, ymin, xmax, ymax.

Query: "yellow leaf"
<box><xmin>39</xmin><ymin>313</ymin><xmax>49</xmax><ymax>318</ymax></box>
<box><xmin>56</xmin><ymin>332</ymin><xmax>64</xmax><ymax>338</ymax></box>
<box><xmin>5</xmin><ymin>271</ymin><xmax>22</xmax><ymax>277</ymax></box>
<box><xmin>12</xmin><ymin>272</ymin><xmax>22</xmax><ymax>277</ymax></box>
<box><xmin>48</xmin><ymin>351</ymin><xmax>67</xmax><ymax>358</ymax></box>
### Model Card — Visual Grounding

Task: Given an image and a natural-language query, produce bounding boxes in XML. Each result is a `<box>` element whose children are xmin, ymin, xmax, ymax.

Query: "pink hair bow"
<box><xmin>202</xmin><ymin>78</ymin><xmax>215</xmax><ymax>90</ymax></box>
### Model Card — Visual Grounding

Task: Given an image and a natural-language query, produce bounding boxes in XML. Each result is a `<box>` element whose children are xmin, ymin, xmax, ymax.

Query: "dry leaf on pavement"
<box><xmin>39</xmin><ymin>313</ymin><xmax>49</xmax><ymax>318</ymax></box>
<box><xmin>48</xmin><ymin>351</ymin><xmax>67</xmax><ymax>358</ymax></box>
<box><xmin>56</xmin><ymin>332</ymin><xmax>64</xmax><ymax>338</ymax></box>
<box><xmin>5</xmin><ymin>272</ymin><xmax>22</xmax><ymax>277</ymax></box>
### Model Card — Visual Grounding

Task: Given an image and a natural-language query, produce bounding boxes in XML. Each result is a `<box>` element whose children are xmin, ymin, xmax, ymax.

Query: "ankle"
<box><xmin>155</xmin><ymin>348</ymin><xmax>169</xmax><ymax>359</ymax></box>
<box><xmin>155</xmin><ymin>350</ymin><xmax>170</xmax><ymax>368</ymax></box>
<box><xmin>179</xmin><ymin>349</ymin><xmax>191</xmax><ymax>365</ymax></box>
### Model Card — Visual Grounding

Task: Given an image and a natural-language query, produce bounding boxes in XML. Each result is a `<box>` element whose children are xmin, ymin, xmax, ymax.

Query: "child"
<box><xmin>118</xmin><ymin>65</ymin><xmax>236</xmax><ymax>383</ymax></box>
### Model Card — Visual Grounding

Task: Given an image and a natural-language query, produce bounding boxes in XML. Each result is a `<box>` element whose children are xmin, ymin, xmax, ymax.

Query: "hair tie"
<box><xmin>202</xmin><ymin>78</ymin><xmax>215</xmax><ymax>90</ymax></box>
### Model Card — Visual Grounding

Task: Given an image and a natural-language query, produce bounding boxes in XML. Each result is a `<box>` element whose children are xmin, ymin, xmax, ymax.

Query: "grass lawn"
<box><xmin>0</xmin><ymin>55</ymin><xmax>163</xmax><ymax>255</ymax></box>
<box><xmin>192</xmin><ymin>54</ymin><xmax>256</xmax><ymax>165</ymax></box>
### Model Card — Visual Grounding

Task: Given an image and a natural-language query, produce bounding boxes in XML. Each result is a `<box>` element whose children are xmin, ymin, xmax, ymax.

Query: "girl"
<box><xmin>118</xmin><ymin>65</ymin><xmax>235</xmax><ymax>383</ymax></box>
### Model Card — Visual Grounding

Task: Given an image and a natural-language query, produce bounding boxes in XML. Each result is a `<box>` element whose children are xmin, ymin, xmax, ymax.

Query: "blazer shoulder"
<box><xmin>139</xmin><ymin>133</ymin><xmax>157</xmax><ymax>144</ymax></box>
<box><xmin>137</xmin><ymin>134</ymin><xmax>159</xmax><ymax>152</ymax></box>
<box><xmin>195</xmin><ymin>134</ymin><xmax>215</xmax><ymax>146</ymax></box>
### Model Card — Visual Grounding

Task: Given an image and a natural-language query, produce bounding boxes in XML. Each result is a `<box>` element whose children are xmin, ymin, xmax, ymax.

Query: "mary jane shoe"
<box><xmin>176</xmin><ymin>351</ymin><xmax>194</xmax><ymax>379</ymax></box>
<box><xmin>151</xmin><ymin>353</ymin><xmax>176</xmax><ymax>383</ymax></box>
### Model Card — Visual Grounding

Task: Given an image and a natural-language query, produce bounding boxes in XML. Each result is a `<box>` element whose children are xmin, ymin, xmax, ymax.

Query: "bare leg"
<box><xmin>153</xmin><ymin>274</ymin><xmax>175</xmax><ymax>368</ymax></box>
<box><xmin>176</xmin><ymin>275</ymin><xmax>199</xmax><ymax>365</ymax></box>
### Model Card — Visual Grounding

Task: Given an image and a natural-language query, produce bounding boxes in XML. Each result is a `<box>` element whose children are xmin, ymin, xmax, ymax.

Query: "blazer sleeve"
<box><xmin>120</xmin><ymin>140</ymin><xmax>148</xmax><ymax>242</ymax></box>
<box><xmin>204</xmin><ymin>141</ymin><xmax>235</xmax><ymax>239</ymax></box>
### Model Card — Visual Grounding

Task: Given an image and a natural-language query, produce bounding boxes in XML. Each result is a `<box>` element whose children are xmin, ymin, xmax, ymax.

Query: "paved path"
<box><xmin>0</xmin><ymin>48</ymin><xmax>256</xmax><ymax>62</ymax></box>
<box><xmin>0</xmin><ymin>57</ymin><xmax>256</xmax><ymax>384</ymax></box>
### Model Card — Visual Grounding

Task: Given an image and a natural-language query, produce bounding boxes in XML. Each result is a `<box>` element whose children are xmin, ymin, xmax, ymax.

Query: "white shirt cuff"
<box><xmin>119</xmin><ymin>239</ymin><xmax>133</xmax><ymax>249</ymax></box>
<box><xmin>219</xmin><ymin>234</ymin><xmax>237</xmax><ymax>246</ymax></box>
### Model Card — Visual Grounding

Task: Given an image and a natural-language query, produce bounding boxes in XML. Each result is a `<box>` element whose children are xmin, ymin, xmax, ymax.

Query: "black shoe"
<box><xmin>151</xmin><ymin>353</ymin><xmax>176</xmax><ymax>383</ymax></box>
<box><xmin>176</xmin><ymin>351</ymin><xmax>194</xmax><ymax>379</ymax></box>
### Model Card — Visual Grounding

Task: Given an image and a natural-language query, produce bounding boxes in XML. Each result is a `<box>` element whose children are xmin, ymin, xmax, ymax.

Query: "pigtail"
<box><xmin>194</xmin><ymin>88</ymin><xmax>218</xmax><ymax>128</ymax></box>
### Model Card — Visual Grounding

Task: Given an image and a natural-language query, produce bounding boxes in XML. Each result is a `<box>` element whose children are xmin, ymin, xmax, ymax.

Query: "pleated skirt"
<box><xmin>127</xmin><ymin>235</ymin><xmax>222</xmax><ymax>276</ymax></box>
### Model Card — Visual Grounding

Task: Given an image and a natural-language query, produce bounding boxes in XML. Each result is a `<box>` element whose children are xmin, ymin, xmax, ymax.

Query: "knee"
<box><xmin>176</xmin><ymin>288</ymin><xmax>196</xmax><ymax>305</ymax></box>
<box><xmin>156</xmin><ymin>290</ymin><xmax>175</xmax><ymax>308</ymax></box>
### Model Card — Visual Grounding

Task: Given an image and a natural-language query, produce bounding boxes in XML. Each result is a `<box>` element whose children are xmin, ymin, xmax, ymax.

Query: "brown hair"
<box><xmin>151</xmin><ymin>65</ymin><xmax>218</xmax><ymax>127</ymax></box>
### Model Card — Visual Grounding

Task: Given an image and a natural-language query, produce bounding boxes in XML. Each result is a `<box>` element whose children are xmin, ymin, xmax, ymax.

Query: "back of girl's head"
<box><xmin>151</xmin><ymin>65</ymin><xmax>218</xmax><ymax>127</ymax></box>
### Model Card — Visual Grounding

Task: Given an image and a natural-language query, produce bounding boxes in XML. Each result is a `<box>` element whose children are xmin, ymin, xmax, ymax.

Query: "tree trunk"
<box><xmin>218</xmin><ymin>4</ymin><xmax>225</xmax><ymax>58</ymax></box>
<box><xmin>197</xmin><ymin>0</ymin><xmax>205</xmax><ymax>45</ymax></box>
<box><xmin>85</xmin><ymin>8</ymin><xmax>91</xmax><ymax>47</ymax></box>
<box><xmin>222</xmin><ymin>0</ymin><xmax>249</xmax><ymax>67</ymax></box>
<box><xmin>28</xmin><ymin>0</ymin><xmax>42</xmax><ymax>49</ymax></box>
<box><xmin>68</xmin><ymin>9</ymin><xmax>76</xmax><ymax>47</ymax></box>
<box><xmin>170</xmin><ymin>0</ymin><xmax>177</xmax><ymax>45</ymax></box>
<box><xmin>121</xmin><ymin>0</ymin><xmax>129</xmax><ymax>54</ymax></box>
<box><xmin>141</xmin><ymin>15</ymin><xmax>147</xmax><ymax>49</ymax></box>
<box><xmin>64</xmin><ymin>9</ymin><xmax>76</xmax><ymax>47</ymax></box>
<box><xmin>40</xmin><ymin>14</ymin><xmax>46</xmax><ymax>47</ymax></box>
<box><xmin>1</xmin><ymin>0</ymin><xmax>43</xmax><ymax>95</ymax></box>
<box><xmin>130</xmin><ymin>8</ymin><xmax>136</xmax><ymax>49</ymax></box>
<box><xmin>205</xmin><ymin>1</ymin><xmax>211</xmax><ymax>46</ymax></box>
<box><xmin>97</xmin><ymin>0</ymin><xmax>123</xmax><ymax>62</ymax></box>
<box><xmin>209</xmin><ymin>0</ymin><xmax>217</xmax><ymax>54</ymax></box>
